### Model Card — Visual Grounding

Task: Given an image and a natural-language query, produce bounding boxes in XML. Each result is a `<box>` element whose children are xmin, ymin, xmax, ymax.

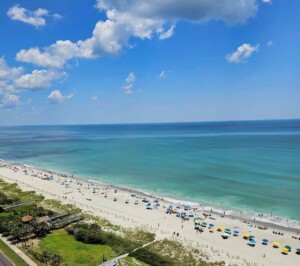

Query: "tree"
<box><xmin>51</xmin><ymin>254</ymin><xmax>62</xmax><ymax>266</ymax></box>
<box><xmin>41</xmin><ymin>251</ymin><xmax>52</xmax><ymax>266</ymax></box>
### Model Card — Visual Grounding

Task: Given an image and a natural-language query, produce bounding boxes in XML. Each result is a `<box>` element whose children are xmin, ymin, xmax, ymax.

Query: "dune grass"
<box><xmin>119</xmin><ymin>256</ymin><xmax>149</xmax><ymax>266</ymax></box>
<box><xmin>0</xmin><ymin>239</ymin><xmax>29</xmax><ymax>266</ymax></box>
<box><xmin>37</xmin><ymin>229</ymin><xmax>115</xmax><ymax>266</ymax></box>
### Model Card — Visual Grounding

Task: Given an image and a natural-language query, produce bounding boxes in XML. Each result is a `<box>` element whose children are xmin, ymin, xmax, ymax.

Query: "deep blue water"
<box><xmin>0</xmin><ymin>120</ymin><xmax>300</xmax><ymax>220</ymax></box>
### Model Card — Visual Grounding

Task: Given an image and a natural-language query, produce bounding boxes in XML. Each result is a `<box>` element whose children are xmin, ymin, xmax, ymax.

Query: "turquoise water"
<box><xmin>0</xmin><ymin>120</ymin><xmax>300</xmax><ymax>221</ymax></box>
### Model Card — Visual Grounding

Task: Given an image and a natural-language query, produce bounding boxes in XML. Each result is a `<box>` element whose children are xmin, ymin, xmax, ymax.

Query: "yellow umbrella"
<box><xmin>273</xmin><ymin>242</ymin><xmax>280</xmax><ymax>247</ymax></box>
<box><xmin>243</xmin><ymin>233</ymin><xmax>249</xmax><ymax>239</ymax></box>
<box><xmin>217</xmin><ymin>226</ymin><xmax>222</xmax><ymax>231</ymax></box>
<box><xmin>282</xmin><ymin>247</ymin><xmax>289</xmax><ymax>254</ymax></box>
<box><xmin>194</xmin><ymin>220</ymin><xmax>200</xmax><ymax>224</ymax></box>
<box><xmin>209</xmin><ymin>228</ymin><xmax>214</xmax><ymax>232</ymax></box>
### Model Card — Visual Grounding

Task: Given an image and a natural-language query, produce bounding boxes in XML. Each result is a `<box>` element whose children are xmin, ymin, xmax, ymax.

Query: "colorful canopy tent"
<box><xmin>273</xmin><ymin>242</ymin><xmax>280</xmax><ymax>248</ymax></box>
<box><xmin>249</xmin><ymin>240</ymin><xmax>256</xmax><ymax>247</ymax></box>
<box><xmin>217</xmin><ymin>226</ymin><xmax>223</xmax><ymax>231</ymax></box>
<box><xmin>262</xmin><ymin>239</ymin><xmax>269</xmax><ymax>245</ymax></box>
<box><xmin>222</xmin><ymin>233</ymin><xmax>230</xmax><ymax>239</ymax></box>
<box><xmin>233</xmin><ymin>230</ymin><xmax>239</xmax><ymax>236</ymax></box>
<box><xmin>284</xmin><ymin>245</ymin><xmax>291</xmax><ymax>252</ymax></box>
<box><xmin>225</xmin><ymin>228</ymin><xmax>231</xmax><ymax>234</ymax></box>
<box><xmin>243</xmin><ymin>234</ymin><xmax>249</xmax><ymax>239</ymax></box>
<box><xmin>282</xmin><ymin>247</ymin><xmax>289</xmax><ymax>255</ymax></box>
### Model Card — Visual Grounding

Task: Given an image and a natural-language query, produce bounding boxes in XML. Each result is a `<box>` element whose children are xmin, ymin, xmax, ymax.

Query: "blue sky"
<box><xmin>0</xmin><ymin>0</ymin><xmax>299</xmax><ymax>125</ymax></box>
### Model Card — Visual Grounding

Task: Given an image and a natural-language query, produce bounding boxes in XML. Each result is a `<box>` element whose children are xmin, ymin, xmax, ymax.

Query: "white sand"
<box><xmin>0</xmin><ymin>161</ymin><xmax>299</xmax><ymax>266</ymax></box>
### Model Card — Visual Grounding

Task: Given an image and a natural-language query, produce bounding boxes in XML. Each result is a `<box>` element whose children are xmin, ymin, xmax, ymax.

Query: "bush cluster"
<box><xmin>67</xmin><ymin>223</ymin><xmax>141</xmax><ymax>255</ymax></box>
<box><xmin>28</xmin><ymin>250</ymin><xmax>62</xmax><ymax>266</ymax></box>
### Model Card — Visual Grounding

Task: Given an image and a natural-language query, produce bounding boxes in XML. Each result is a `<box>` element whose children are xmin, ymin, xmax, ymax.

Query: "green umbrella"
<box><xmin>225</xmin><ymin>228</ymin><xmax>231</xmax><ymax>232</ymax></box>
<box><xmin>285</xmin><ymin>245</ymin><xmax>291</xmax><ymax>251</ymax></box>
<box><xmin>249</xmin><ymin>235</ymin><xmax>255</xmax><ymax>239</ymax></box>
<box><xmin>202</xmin><ymin>222</ymin><xmax>207</xmax><ymax>226</ymax></box>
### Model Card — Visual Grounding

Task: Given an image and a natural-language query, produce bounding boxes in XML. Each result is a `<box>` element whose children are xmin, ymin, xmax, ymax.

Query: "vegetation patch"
<box><xmin>0</xmin><ymin>182</ymin><xmax>44</xmax><ymax>203</ymax></box>
<box><xmin>42</xmin><ymin>199</ymin><xmax>81</xmax><ymax>214</ymax></box>
<box><xmin>33</xmin><ymin>229</ymin><xmax>114</xmax><ymax>266</ymax></box>
<box><xmin>66</xmin><ymin>223</ymin><xmax>152</xmax><ymax>255</ymax></box>
<box><xmin>130</xmin><ymin>239</ymin><xmax>225</xmax><ymax>266</ymax></box>
<box><xmin>119</xmin><ymin>256</ymin><xmax>149</xmax><ymax>266</ymax></box>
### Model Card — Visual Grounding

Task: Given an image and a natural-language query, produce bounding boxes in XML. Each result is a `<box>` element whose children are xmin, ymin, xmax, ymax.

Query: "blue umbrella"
<box><xmin>209</xmin><ymin>224</ymin><xmax>214</xmax><ymax>227</ymax></box>
<box><xmin>296</xmin><ymin>248</ymin><xmax>300</xmax><ymax>254</ymax></box>
<box><xmin>249</xmin><ymin>240</ymin><xmax>256</xmax><ymax>246</ymax></box>
<box><xmin>262</xmin><ymin>239</ymin><xmax>269</xmax><ymax>244</ymax></box>
<box><xmin>233</xmin><ymin>230</ymin><xmax>239</xmax><ymax>236</ymax></box>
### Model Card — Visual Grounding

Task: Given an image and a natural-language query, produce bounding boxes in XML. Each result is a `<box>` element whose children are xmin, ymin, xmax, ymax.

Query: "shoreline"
<box><xmin>1</xmin><ymin>159</ymin><xmax>300</xmax><ymax>265</ymax></box>
<box><xmin>1</xmin><ymin>158</ymin><xmax>300</xmax><ymax>232</ymax></box>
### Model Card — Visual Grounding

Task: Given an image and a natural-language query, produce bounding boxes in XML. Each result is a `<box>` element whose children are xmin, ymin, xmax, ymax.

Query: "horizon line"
<box><xmin>1</xmin><ymin>117</ymin><xmax>299</xmax><ymax>128</ymax></box>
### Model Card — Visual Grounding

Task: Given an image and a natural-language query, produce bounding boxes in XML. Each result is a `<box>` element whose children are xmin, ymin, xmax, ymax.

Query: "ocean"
<box><xmin>0</xmin><ymin>120</ymin><xmax>299</xmax><ymax>222</ymax></box>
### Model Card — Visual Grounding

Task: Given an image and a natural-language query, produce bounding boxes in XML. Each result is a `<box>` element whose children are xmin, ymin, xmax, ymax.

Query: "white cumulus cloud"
<box><xmin>48</xmin><ymin>90</ymin><xmax>74</xmax><ymax>104</ymax></box>
<box><xmin>7</xmin><ymin>5</ymin><xmax>61</xmax><ymax>28</ymax></box>
<box><xmin>16</xmin><ymin>40</ymin><xmax>93</xmax><ymax>68</ymax></box>
<box><xmin>16</xmin><ymin>0</ymin><xmax>258</xmax><ymax>68</ymax></box>
<box><xmin>14</xmin><ymin>69</ymin><xmax>66</xmax><ymax>91</ymax></box>
<box><xmin>226</xmin><ymin>43</ymin><xmax>259</xmax><ymax>63</ymax></box>
<box><xmin>0</xmin><ymin>58</ymin><xmax>24</xmax><ymax>80</ymax></box>
<box><xmin>0</xmin><ymin>91</ymin><xmax>20</xmax><ymax>109</ymax></box>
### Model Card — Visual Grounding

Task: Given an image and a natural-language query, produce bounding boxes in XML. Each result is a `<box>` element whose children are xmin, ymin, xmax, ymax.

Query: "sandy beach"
<box><xmin>0</xmin><ymin>160</ymin><xmax>299</xmax><ymax>266</ymax></box>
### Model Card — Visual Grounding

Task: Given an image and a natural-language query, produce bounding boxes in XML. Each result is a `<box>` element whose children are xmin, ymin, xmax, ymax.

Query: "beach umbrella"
<box><xmin>249</xmin><ymin>235</ymin><xmax>255</xmax><ymax>240</ymax></box>
<box><xmin>282</xmin><ymin>247</ymin><xmax>289</xmax><ymax>254</ymax></box>
<box><xmin>202</xmin><ymin>222</ymin><xmax>207</xmax><ymax>226</ymax></box>
<box><xmin>296</xmin><ymin>248</ymin><xmax>300</xmax><ymax>254</ymax></box>
<box><xmin>225</xmin><ymin>228</ymin><xmax>231</xmax><ymax>234</ymax></box>
<box><xmin>243</xmin><ymin>234</ymin><xmax>249</xmax><ymax>239</ymax></box>
<box><xmin>273</xmin><ymin>242</ymin><xmax>280</xmax><ymax>248</ymax></box>
<box><xmin>249</xmin><ymin>240</ymin><xmax>256</xmax><ymax>246</ymax></box>
<box><xmin>209</xmin><ymin>228</ymin><xmax>214</xmax><ymax>232</ymax></box>
<box><xmin>194</xmin><ymin>220</ymin><xmax>200</xmax><ymax>224</ymax></box>
<box><xmin>233</xmin><ymin>230</ymin><xmax>239</xmax><ymax>236</ymax></box>
<box><xmin>222</xmin><ymin>233</ymin><xmax>230</xmax><ymax>239</ymax></box>
<box><xmin>262</xmin><ymin>239</ymin><xmax>269</xmax><ymax>245</ymax></box>
<box><xmin>217</xmin><ymin>226</ymin><xmax>222</xmax><ymax>231</ymax></box>
<box><xmin>284</xmin><ymin>245</ymin><xmax>291</xmax><ymax>252</ymax></box>
<box><xmin>209</xmin><ymin>223</ymin><xmax>214</xmax><ymax>228</ymax></box>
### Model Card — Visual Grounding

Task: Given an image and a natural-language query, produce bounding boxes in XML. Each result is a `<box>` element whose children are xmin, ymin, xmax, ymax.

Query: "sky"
<box><xmin>0</xmin><ymin>0</ymin><xmax>299</xmax><ymax>125</ymax></box>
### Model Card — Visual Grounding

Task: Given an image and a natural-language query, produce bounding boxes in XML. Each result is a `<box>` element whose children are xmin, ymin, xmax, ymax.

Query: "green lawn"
<box><xmin>0</xmin><ymin>239</ymin><xmax>29</xmax><ymax>266</ymax></box>
<box><xmin>38</xmin><ymin>229</ymin><xmax>115</xmax><ymax>266</ymax></box>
